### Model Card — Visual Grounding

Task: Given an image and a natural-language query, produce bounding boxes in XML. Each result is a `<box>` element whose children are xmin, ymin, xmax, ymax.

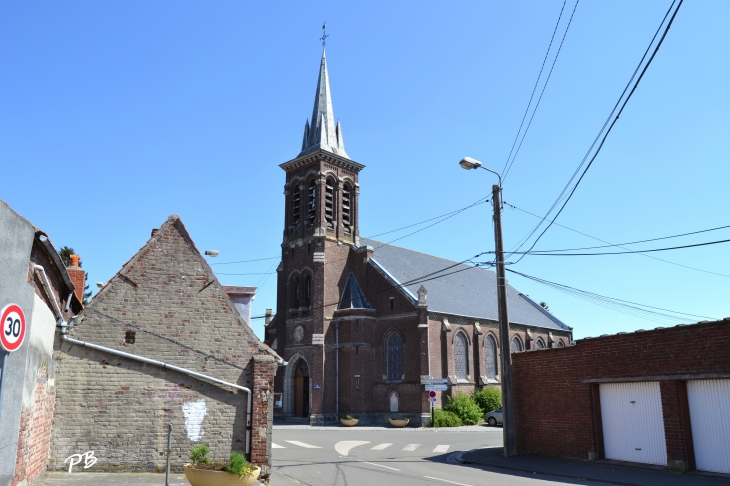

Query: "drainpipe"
<box><xmin>33</xmin><ymin>265</ymin><xmax>63</xmax><ymax>323</ymax></box>
<box><xmin>335</xmin><ymin>321</ymin><xmax>339</xmax><ymax>418</ymax></box>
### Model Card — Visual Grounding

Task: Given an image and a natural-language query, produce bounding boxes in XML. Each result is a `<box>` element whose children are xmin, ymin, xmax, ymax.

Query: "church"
<box><xmin>264</xmin><ymin>50</ymin><xmax>573</xmax><ymax>426</ymax></box>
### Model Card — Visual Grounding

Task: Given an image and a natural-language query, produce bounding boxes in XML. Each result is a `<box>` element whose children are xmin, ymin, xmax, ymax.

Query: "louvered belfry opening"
<box><xmin>306</xmin><ymin>180</ymin><xmax>316</xmax><ymax>228</ymax></box>
<box><xmin>291</xmin><ymin>186</ymin><xmax>301</xmax><ymax>233</ymax></box>
<box><xmin>342</xmin><ymin>184</ymin><xmax>351</xmax><ymax>234</ymax></box>
<box><xmin>325</xmin><ymin>178</ymin><xmax>335</xmax><ymax>229</ymax></box>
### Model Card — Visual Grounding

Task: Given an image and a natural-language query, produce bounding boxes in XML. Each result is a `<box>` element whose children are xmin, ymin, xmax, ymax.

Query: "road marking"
<box><xmin>371</xmin><ymin>443</ymin><xmax>392</xmax><ymax>450</ymax></box>
<box><xmin>271</xmin><ymin>443</ymin><xmax>286</xmax><ymax>449</ymax></box>
<box><xmin>285</xmin><ymin>440</ymin><xmax>321</xmax><ymax>449</ymax></box>
<box><xmin>433</xmin><ymin>445</ymin><xmax>450</xmax><ymax>453</ymax></box>
<box><xmin>335</xmin><ymin>441</ymin><xmax>370</xmax><ymax>456</ymax></box>
<box><xmin>403</xmin><ymin>444</ymin><xmax>421</xmax><ymax>451</ymax></box>
<box><xmin>358</xmin><ymin>460</ymin><xmax>400</xmax><ymax>471</ymax></box>
<box><xmin>423</xmin><ymin>476</ymin><xmax>474</xmax><ymax>486</ymax></box>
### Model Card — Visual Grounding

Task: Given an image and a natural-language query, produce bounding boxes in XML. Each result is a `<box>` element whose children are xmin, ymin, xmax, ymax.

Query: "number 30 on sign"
<box><xmin>1</xmin><ymin>304</ymin><xmax>26</xmax><ymax>353</ymax></box>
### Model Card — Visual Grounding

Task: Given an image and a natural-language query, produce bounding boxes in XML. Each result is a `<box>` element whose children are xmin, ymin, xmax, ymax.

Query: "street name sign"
<box><xmin>425</xmin><ymin>384</ymin><xmax>449</xmax><ymax>392</ymax></box>
<box><xmin>423</xmin><ymin>378</ymin><xmax>449</xmax><ymax>384</ymax></box>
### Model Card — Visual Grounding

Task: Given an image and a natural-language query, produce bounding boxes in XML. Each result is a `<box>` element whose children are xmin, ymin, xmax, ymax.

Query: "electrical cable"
<box><xmin>503</xmin><ymin>0</ymin><xmax>580</xmax><ymax>183</ymax></box>
<box><xmin>497</xmin><ymin>236</ymin><xmax>730</xmax><ymax>256</ymax></box>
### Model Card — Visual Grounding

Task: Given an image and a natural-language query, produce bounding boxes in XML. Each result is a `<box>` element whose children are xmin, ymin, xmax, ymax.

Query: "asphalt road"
<box><xmin>270</xmin><ymin>426</ymin><xmax>607</xmax><ymax>486</ymax></box>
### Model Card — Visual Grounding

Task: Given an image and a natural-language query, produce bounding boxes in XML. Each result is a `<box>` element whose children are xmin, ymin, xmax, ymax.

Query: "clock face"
<box><xmin>294</xmin><ymin>325</ymin><xmax>305</xmax><ymax>342</ymax></box>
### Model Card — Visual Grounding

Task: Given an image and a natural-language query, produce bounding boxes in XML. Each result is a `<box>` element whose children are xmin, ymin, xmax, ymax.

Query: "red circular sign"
<box><xmin>1</xmin><ymin>303</ymin><xmax>26</xmax><ymax>352</ymax></box>
<box><xmin>429</xmin><ymin>391</ymin><xmax>436</xmax><ymax>398</ymax></box>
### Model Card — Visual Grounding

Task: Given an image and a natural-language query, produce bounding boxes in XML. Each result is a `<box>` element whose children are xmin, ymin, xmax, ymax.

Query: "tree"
<box><xmin>539</xmin><ymin>302</ymin><xmax>550</xmax><ymax>312</ymax></box>
<box><xmin>58</xmin><ymin>246</ymin><xmax>92</xmax><ymax>305</ymax></box>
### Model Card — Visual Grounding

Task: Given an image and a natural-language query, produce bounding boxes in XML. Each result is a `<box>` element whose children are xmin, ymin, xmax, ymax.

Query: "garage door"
<box><xmin>599</xmin><ymin>382</ymin><xmax>667</xmax><ymax>465</ymax></box>
<box><xmin>687</xmin><ymin>379</ymin><xmax>730</xmax><ymax>474</ymax></box>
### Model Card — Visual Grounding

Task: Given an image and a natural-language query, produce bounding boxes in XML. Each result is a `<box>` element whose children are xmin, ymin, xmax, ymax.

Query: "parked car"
<box><xmin>485</xmin><ymin>407</ymin><xmax>502</xmax><ymax>426</ymax></box>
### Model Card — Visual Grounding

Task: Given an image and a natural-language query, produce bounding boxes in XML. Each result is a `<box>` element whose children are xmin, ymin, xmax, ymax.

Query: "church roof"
<box><xmin>360</xmin><ymin>238</ymin><xmax>570</xmax><ymax>332</ymax></box>
<box><xmin>298</xmin><ymin>50</ymin><xmax>349</xmax><ymax>159</ymax></box>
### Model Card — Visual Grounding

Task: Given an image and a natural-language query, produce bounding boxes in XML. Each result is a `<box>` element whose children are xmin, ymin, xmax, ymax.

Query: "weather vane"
<box><xmin>320</xmin><ymin>22</ymin><xmax>328</xmax><ymax>47</ymax></box>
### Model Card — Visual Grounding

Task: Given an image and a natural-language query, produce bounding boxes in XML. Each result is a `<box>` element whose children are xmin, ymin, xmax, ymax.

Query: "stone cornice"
<box><xmin>279</xmin><ymin>150</ymin><xmax>365</xmax><ymax>174</ymax></box>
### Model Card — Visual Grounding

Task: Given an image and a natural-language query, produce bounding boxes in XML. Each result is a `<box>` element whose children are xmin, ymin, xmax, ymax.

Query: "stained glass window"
<box><xmin>386</xmin><ymin>333</ymin><xmax>403</xmax><ymax>382</ymax></box>
<box><xmin>510</xmin><ymin>337</ymin><xmax>523</xmax><ymax>353</ymax></box>
<box><xmin>454</xmin><ymin>333</ymin><xmax>468</xmax><ymax>380</ymax></box>
<box><xmin>486</xmin><ymin>335</ymin><xmax>498</xmax><ymax>381</ymax></box>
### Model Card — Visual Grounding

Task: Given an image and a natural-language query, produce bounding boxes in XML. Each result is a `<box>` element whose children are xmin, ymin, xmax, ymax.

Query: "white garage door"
<box><xmin>687</xmin><ymin>379</ymin><xmax>730</xmax><ymax>474</ymax></box>
<box><xmin>600</xmin><ymin>382</ymin><xmax>667</xmax><ymax>465</ymax></box>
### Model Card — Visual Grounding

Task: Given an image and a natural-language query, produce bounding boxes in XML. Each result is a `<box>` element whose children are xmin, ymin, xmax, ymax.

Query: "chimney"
<box><xmin>66</xmin><ymin>254</ymin><xmax>86</xmax><ymax>304</ymax></box>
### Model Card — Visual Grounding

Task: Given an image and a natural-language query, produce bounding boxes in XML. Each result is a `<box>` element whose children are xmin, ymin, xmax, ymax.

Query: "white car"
<box><xmin>485</xmin><ymin>407</ymin><xmax>502</xmax><ymax>426</ymax></box>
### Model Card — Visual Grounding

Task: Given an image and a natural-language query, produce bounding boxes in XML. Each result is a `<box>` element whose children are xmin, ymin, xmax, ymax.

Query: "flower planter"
<box><xmin>340</xmin><ymin>418</ymin><xmax>359</xmax><ymax>427</ymax></box>
<box><xmin>388</xmin><ymin>418</ymin><xmax>409</xmax><ymax>428</ymax></box>
<box><xmin>184</xmin><ymin>464</ymin><xmax>261</xmax><ymax>486</ymax></box>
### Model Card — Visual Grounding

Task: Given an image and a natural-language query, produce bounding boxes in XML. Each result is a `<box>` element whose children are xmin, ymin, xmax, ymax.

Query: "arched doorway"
<box><xmin>294</xmin><ymin>359</ymin><xmax>310</xmax><ymax>418</ymax></box>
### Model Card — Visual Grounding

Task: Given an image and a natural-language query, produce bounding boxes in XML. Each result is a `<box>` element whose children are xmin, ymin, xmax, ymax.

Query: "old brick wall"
<box><xmin>50</xmin><ymin>216</ymin><xmax>278</xmax><ymax>474</ymax></box>
<box><xmin>512</xmin><ymin>319</ymin><xmax>730</xmax><ymax>466</ymax></box>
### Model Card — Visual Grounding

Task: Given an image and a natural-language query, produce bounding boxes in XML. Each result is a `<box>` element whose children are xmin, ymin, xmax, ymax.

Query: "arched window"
<box><xmin>556</xmin><ymin>340</ymin><xmax>565</xmax><ymax>348</ymax></box>
<box><xmin>386</xmin><ymin>333</ymin><xmax>403</xmax><ymax>382</ymax></box>
<box><xmin>535</xmin><ymin>338</ymin><xmax>545</xmax><ymax>350</ymax></box>
<box><xmin>290</xmin><ymin>275</ymin><xmax>300</xmax><ymax>309</ymax></box>
<box><xmin>306</xmin><ymin>180</ymin><xmax>316</xmax><ymax>227</ymax></box>
<box><xmin>290</xmin><ymin>183</ymin><xmax>301</xmax><ymax>232</ymax></box>
<box><xmin>485</xmin><ymin>335</ymin><xmax>498</xmax><ymax>381</ymax></box>
<box><xmin>342</xmin><ymin>183</ymin><xmax>352</xmax><ymax>234</ymax></box>
<box><xmin>325</xmin><ymin>178</ymin><xmax>335</xmax><ymax>229</ymax></box>
<box><xmin>510</xmin><ymin>337</ymin><xmax>523</xmax><ymax>353</ymax></box>
<box><xmin>389</xmin><ymin>391</ymin><xmax>399</xmax><ymax>412</ymax></box>
<box><xmin>454</xmin><ymin>333</ymin><xmax>468</xmax><ymax>381</ymax></box>
<box><xmin>303</xmin><ymin>274</ymin><xmax>312</xmax><ymax>308</ymax></box>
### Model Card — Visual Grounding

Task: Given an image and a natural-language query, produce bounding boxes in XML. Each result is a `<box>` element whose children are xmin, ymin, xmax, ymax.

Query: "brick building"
<box><xmin>511</xmin><ymin>319</ymin><xmax>730</xmax><ymax>475</ymax></box>
<box><xmin>264</xmin><ymin>51</ymin><xmax>573</xmax><ymax>426</ymax></box>
<box><xmin>0</xmin><ymin>200</ymin><xmax>84</xmax><ymax>486</ymax></box>
<box><xmin>49</xmin><ymin>215</ymin><xmax>281</xmax><ymax>478</ymax></box>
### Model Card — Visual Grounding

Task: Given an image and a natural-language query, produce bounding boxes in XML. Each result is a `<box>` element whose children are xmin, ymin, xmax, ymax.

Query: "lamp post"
<box><xmin>459</xmin><ymin>157</ymin><xmax>517</xmax><ymax>457</ymax></box>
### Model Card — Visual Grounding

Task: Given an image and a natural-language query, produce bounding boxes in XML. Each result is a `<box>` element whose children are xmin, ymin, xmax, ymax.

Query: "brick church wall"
<box><xmin>511</xmin><ymin>319</ymin><xmax>730</xmax><ymax>469</ymax></box>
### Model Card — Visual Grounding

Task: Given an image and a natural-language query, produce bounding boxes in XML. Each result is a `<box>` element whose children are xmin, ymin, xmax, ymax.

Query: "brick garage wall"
<box><xmin>512</xmin><ymin>319</ymin><xmax>730</xmax><ymax>467</ymax></box>
<box><xmin>50</xmin><ymin>216</ymin><xmax>278</xmax><ymax>476</ymax></box>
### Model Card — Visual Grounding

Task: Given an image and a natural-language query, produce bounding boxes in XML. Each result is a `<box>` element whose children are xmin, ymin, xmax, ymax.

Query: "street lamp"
<box><xmin>458</xmin><ymin>156</ymin><xmax>516</xmax><ymax>458</ymax></box>
<box><xmin>204</xmin><ymin>250</ymin><xmax>219</xmax><ymax>257</ymax></box>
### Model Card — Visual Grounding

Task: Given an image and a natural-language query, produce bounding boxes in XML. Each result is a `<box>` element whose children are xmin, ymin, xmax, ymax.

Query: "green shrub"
<box><xmin>472</xmin><ymin>387</ymin><xmax>502</xmax><ymax>415</ymax></box>
<box><xmin>443</xmin><ymin>392</ymin><xmax>483</xmax><ymax>425</ymax></box>
<box><xmin>227</xmin><ymin>451</ymin><xmax>255</xmax><ymax>476</ymax></box>
<box><xmin>340</xmin><ymin>414</ymin><xmax>358</xmax><ymax>420</ymax></box>
<box><xmin>433</xmin><ymin>409</ymin><xmax>462</xmax><ymax>427</ymax></box>
<box><xmin>190</xmin><ymin>444</ymin><xmax>210</xmax><ymax>465</ymax></box>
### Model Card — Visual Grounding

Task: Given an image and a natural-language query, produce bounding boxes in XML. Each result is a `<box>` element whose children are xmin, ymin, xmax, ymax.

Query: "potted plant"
<box><xmin>388</xmin><ymin>417</ymin><xmax>409</xmax><ymax>428</ymax></box>
<box><xmin>184</xmin><ymin>444</ymin><xmax>261</xmax><ymax>486</ymax></box>
<box><xmin>340</xmin><ymin>414</ymin><xmax>359</xmax><ymax>427</ymax></box>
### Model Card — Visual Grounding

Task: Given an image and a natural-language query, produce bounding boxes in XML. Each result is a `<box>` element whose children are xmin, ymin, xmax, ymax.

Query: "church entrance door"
<box><xmin>294</xmin><ymin>360</ymin><xmax>310</xmax><ymax>418</ymax></box>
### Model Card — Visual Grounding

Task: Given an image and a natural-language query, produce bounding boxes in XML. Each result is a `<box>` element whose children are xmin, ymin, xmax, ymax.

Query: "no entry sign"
<box><xmin>1</xmin><ymin>303</ymin><xmax>26</xmax><ymax>352</ymax></box>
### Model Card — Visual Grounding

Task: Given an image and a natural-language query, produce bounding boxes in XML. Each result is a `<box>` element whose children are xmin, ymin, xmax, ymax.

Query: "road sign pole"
<box><xmin>0</xmin><ymin>350</ymin><xmax>8</xmax><ymax>423</ymax></box>
<box><xmin>431</xmin><ymin>400</ymin><xmax>434</xmax><ymax>427</ymax></box>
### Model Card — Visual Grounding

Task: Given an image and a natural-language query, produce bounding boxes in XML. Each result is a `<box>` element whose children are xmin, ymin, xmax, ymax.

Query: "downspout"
<box><xmin>335</xmin><ymin>321</ymin><xmax>339</xmax><ymax>418</ymax></box>
<box><xmin>38</xmin><ymin>263</ymin><xmax>254</xmax><ymax>456</ymax></box>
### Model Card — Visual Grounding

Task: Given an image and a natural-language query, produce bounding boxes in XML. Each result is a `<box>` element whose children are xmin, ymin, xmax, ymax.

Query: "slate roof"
<box><xmin>360</xmin><ymin>238</ymin><xmax>570</xmax><ymax>332</ymax></box>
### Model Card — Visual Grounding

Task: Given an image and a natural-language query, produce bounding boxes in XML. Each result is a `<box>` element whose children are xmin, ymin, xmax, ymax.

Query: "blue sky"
<box><xmin>2</xmin><ymin>1</ymin><xmax>728</xmax><ymax>341</ymax></box>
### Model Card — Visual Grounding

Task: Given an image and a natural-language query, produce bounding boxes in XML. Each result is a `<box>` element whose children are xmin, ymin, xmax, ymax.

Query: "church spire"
<box><xmin>298</xmin><ymin>50</ymin><xmax>349</xmax><ymax>159</ymax></box>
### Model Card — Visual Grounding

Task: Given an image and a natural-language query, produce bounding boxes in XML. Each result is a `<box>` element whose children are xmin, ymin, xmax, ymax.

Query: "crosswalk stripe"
<box><xmin>403</xmin><ymin>444</ymin><xmax>421</xmax><ymax>451</ymax></box>
<box><xmin>285</xmin><ymin>440</ymin><xmax>321</xmax><ymax>449</ymax></box>
<box><xmin>371</xmin><ymin>443</ymin><xmax>393</xmax><ymax>450</ymax></box>
<box><xmin>433</xmin><ymin>445</ymin><xmax>450</xmax><ymax>453</ymax></box>
<box><xmin>271</xmin><ymin>443</ymin><xmax>286</xmax><ymax>449</ymax></box>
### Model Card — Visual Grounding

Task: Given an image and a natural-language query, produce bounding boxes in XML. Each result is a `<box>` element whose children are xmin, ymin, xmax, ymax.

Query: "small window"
<box><xmin>510</xmin><ymin>337</ymin><xmax>523</xmax><ymax>353</ymax></box>
<box><xmin>535</xmin><ymin>338</ymin><xmax>545</xmax><ymax>350</ymax></box>
<box><xmin>355</xmin><ymin>319</ymin><xmax>359</xmax><ymax>332</ymax></box>
<box><xmin>355</xmin><ymin>375</ymin><xmax>360</xmax><ymax>390</ymax></box>
<box><xmin>355</xmin><ymin>346</ymin><xmax>359</xmax><ymax>358</ymax></box>
<box><xmin>125</xmin><ymin>331</ymin><xmax>136</xmax><ymax>345</ymax></box>
<box><xmin>290</xmin><ymin>275</ymin><xmax>301</xmax><ymax>309</ymax></box>
<box><xmin>303</xmin><ymin>274</ymin><xmax>312</xmax><ymax>308</ymax></box>
<box><xmin>556</xmin><ymin>340</ymin><xmax>565</xmax><ymax>348</ymax></box>
<box><xmin>390</xmin><ymin>297</ymin><xmax>394</xmax><ymax>310</ymax></box>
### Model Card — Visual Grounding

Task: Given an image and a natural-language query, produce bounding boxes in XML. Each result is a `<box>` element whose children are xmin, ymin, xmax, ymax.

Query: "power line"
<box><xmin>210</xmin><ymin>256</ymin><xmax>280</xmax><ymax>266</ymax></box>
<box><xmin>498</xmin><ymin>236</ymin><xmax>730</xmax><ymax>256</ymax></box>
<box><xmin>505</xmin><ymin>268</ymin><xmax>716</xmax><ymax>324</ymax></box>
<box><xmin>508</xmin><ymin>0</ymin><xmax>683</xmax><ymax>262</ymax></box>
<box><xmin>502</xmin><ymin>0</ymin><xmax>580</xmax><ymax>183</ymax></box>
<box><xmin>504</xmin><ymin>201</ymin><xmax>730</xmax><ymax>278</ymax></box>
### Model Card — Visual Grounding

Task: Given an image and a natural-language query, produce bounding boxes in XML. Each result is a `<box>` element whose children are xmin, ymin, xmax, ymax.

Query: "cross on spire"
<box><xmin>320</xmin><ymin>21</ymin><xmax>328</xmax><ymax>47</ymax></box>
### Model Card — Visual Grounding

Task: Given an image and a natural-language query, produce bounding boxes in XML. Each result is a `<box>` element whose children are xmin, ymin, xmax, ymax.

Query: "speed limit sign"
<box><xmin>1</xmin><ymin>304</ymin><xmax>26</xmax><ymax>352</ymax></box>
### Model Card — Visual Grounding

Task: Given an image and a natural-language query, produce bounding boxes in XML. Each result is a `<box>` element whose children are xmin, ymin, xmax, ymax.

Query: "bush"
<box><xmin>472</xmin><ymin>387</ymin><xmax>502</xmax><ymax>415</ymax></box>
<box><xmin>433</xmin><ymin>409</ymin><xmax>462</xmax><ymax>427</ymax></box>
<box><xmin>443</xmin><ymin>392</ymin><xmax>483</xmax><ymax>425</ymax></box>
<box><xmin>227</xmin><ymin>451</ymin><xmax>255</xmax><ymax>476</ymax></box>
<box><xmin>340</xmin><ymin>414</ymin><xmax>358</xmax><ymax>420</ymax></box>
<box><xmin>190</xmin><ymin>444</ymin><xmax>210</xmax><ymax>465</ymax></box>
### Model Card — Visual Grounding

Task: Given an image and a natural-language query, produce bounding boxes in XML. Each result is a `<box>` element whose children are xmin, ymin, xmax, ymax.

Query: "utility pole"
<box><xmin>492</xmin><ymin>183</ymin><xmax>517</xmax><ymax>457</ymax></box>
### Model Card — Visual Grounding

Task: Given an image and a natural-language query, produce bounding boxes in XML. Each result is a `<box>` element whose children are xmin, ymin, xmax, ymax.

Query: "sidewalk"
<box><xmin>35</xmin><ymin>472</ymin><xmax>267</xmax><ymax>485</ymax></box>
<box><xmin>458</xmin><ymin>447</ymin><xmax>729</xmax><ymax>486</ymax></box>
